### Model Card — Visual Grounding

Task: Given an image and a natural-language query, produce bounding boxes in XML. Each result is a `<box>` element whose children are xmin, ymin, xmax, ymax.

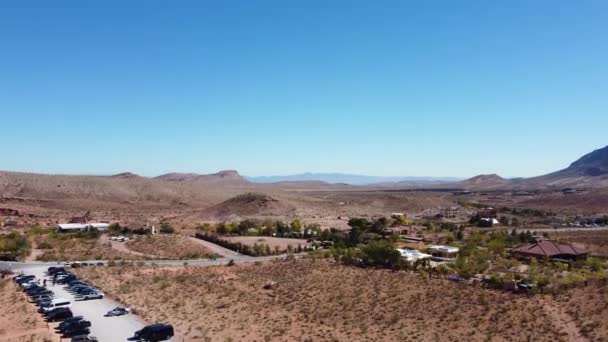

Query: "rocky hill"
<box><xmin>522</xmin><ymin>145</ymin><xmax>608</xmax><ymax>189</ymax></box>
<box><xmin>192</xmin><ymin>192</ymin><xmax>296</xmax><ymax>221</ymax></box>
<box><xmin>155</xmin><ymin>170</ymin><xmax>247</xmax><ymax>184</ymax></box>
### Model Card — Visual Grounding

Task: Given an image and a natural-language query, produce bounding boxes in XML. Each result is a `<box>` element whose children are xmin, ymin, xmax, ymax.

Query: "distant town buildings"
<box><xmin>57</xmin><ymin>223</ymin><xmax>110</xmax><ymax>232</ymax></box>
<box><xmin>440</xmin><ymin>207</ymin><xmax>459</xmax><ymax>219</ymax></box>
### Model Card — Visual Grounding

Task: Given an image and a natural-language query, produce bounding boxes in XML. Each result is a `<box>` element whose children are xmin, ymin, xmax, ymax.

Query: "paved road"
<box><xmin>526</xmin><ymin>227</ymin><xmax>608</xmax><ymax>233</ymax></box>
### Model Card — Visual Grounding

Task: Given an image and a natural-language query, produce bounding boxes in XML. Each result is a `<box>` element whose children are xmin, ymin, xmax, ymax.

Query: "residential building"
<box><xmin>56</xmin><ymin>223</ymin><xmax>110</xmax><ymax>232</ymax></box>
<box><xmin>427</xmin><ymin>245</ymin><xmax>459</xmax><ymax>259</ymax></box>
<box><xmin>511</xmin><ymin>240</ymin><xmax>589</xmax><ymax>261</ymax></box>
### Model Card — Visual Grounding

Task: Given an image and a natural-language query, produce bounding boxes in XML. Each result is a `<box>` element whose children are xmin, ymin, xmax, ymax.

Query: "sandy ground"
<box><xmin>8</xmin><ymin>264</ymin><xmax>177</xmax><ymax>342</ymax></box>
<box><xmin>187</xmin><ymin>236</ymin><xmax>245</xmax><ymax>258</ymax></box>
<box><xmin>72</xmin><ymin>259</ymin><xmax>593</xmax><ymax>342</ymax></box>
<box><xmin>125</xmin><ymin>234</ymin><xmax>214</xmax><ymax>259</ymax></box>
<box><xmin>0</xmin><ymin>278</ymin><xmax>55</xmax><ymax>342</ymax></box>
<box><xmin>100</xmin><ymin>235</ymin><xmax>154</xmax><ymax>258</ymax></box>
<box><xmin>223</xmin><ymin>236</ymin><xmax>310</xmax><ymax>251</ymax></box>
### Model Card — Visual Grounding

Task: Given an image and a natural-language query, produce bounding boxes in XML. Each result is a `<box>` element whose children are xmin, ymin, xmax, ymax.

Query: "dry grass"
<box><xmin>0</xmin><ymin>279</ymin><xmax>55</xmax><ymax>342</ymax></box>
<box><xmin>125</xmin><ymin>234</ymin><xmax>214</xmax><ymax>259</ymax></box>
<box><xmin>553</xmin><ymin>281</ymin><xmax>608</xmax><ymax>341</ymax></box>
<box><xmin>548</xmin><ymin>230</ymin><xmax>608</xmax><ymax>256</ymax></box>
<box><xmin>223</xmin><ymin>236</ymin><xmax>310</xmax><ymax>251</ymax></box>
<box><xmin>35</xmin><ymin>236</ymin><xmax>142</xmax><ymax>261</ymax></box>
<box><xmin>73</xmin><ymin>260</ymin><xmax>585</xmax><ymax>342</ymax></box>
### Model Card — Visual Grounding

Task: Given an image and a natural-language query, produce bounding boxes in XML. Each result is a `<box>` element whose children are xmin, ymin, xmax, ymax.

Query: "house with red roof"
<box><xmin>511</xmin><ymin>240</ymin><xmax>589</xmax><ymax>261</ymax></box>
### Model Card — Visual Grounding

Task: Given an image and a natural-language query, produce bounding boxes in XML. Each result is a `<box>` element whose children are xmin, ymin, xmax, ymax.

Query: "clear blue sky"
<box><xmin>1</xmin><ymin>1</ymin><xmax>606</xmax><ymax>178</ymax></box>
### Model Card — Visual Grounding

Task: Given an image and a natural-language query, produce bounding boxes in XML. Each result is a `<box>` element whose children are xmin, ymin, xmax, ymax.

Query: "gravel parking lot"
<box><xmin>11</xmin><ymin>264</ymin><xmax>176</xmax><ymax>342</ymax></box>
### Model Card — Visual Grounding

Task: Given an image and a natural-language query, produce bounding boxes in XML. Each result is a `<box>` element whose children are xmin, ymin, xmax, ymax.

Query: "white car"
<box><xmin>82</xmin><ymin>291</ymin><xmax>104</xmax><ymax>300</ymax></box>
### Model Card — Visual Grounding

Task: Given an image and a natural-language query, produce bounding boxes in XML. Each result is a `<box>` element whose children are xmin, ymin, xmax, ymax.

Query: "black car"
<box><xmin>130</xmin><ymin>324</ymin><xmax>174</xmax><ymax>342</ymax></box>
<box><xmin>57</xmin><ymin>316</ymin><xmax>84</xmax><ymax>329</ymax></box>
<box><xmin>30</xmin><ymin>289</ymin><xmax>53</xmax><ymax>298</ymax></box>
<box><xmin>27</xmin><ymin>288</ymin><xmax>50</xmax><ymax>297</ymax></box>
<box><xmin>62</xmin><ymin>327</ymin><xmax>90</xmax><ymax>338</ymax></box>
<box><xmin>47</xmin><ymin>266</ymin><xmax>65</xmax><ymax>275</ymax></box>
<box><xmin>57</xmin><ymin>320</ymin><xmax>91</xmax><ymax>333</ymax></box>
<box><xmin>45</xmin><ymin>308</ymin><xmax>73</xmax><ymax>322</ymax></box>
<box><xmin>14</xmin><ymin>274</ymin><xmax>35</xmax><ymax>283</ymax></box>
<box><xmin>58</xmin><ymin>274</ymin><xmax>77</xmax><ymax>284</ymax></box>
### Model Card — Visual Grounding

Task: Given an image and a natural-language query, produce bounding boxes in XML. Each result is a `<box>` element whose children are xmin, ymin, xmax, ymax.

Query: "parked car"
<box><xmin>71</xmin><ymin>335</ymin><xmax>98</xmax><ymax>342</ymax></box>
<box><xmin>62</xmin><ymin>327</ymin><xmax>91</xmax><ymax>338</ymax></box>
<box><xmin>14</xmin><ymin>274</ymin><xmax>35</xmax><ymax>283</ymax></box>
<box><xmin>39</xmin><ymin>298</ymin><xmax>71</xmax><ymax>313</ymax></box>
<box><xmin>57</xmin><ymin>320</ymin><xmax>91</xmax><ymax>334</ymax></box>
<box><xmin>105</xmin><ymin>307</ymin><xmax>130</xmax><ymax>317</ymax></box>
<box><xmin>47</xmin><ymin>267</ymin><xmax>65</xmax><ymax>276</ymax></box>
<box><xmin>81</xmin><ymin>291</ymin><xmax>104</xmax><ymax>300</ymax></box>
<box><xmin>57</xmin><ymin>316</ymin><xmax>84</xmax><ymax>330</ymax></box>
<box><xmin>45</xmin><ymin>307</ymin><xmax>73</xmax><ymax>322</ymax></box>
<box><xmin>130</xmin><ymin>323</ymin><xmax>174</xmax><ymax>342</ymax></box>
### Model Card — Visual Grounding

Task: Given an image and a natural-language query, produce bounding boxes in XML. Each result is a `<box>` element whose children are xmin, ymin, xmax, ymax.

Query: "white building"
<box><xmin>427</xmin><ymin>245</ymin><xmax>459</xmax><ymax>259</ymax></box>
<box><xmin>57</xmin><ymin>223</ymin><xmax>110</xmax><ymax>232</ymax></box>
<box><xmin>396</xmin><ymin>248</ymin><xmax>432</xmax><ymax>262</ymax></box>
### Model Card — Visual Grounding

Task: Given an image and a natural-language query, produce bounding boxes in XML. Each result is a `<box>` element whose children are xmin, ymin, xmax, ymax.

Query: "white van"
<box><xmin>41</xmin><ymin>298</ymin><xmax>71</xmax><ymax>312</ymax></box>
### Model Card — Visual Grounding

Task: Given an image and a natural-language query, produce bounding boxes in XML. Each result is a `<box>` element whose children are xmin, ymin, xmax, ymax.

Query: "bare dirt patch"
<box><xmin>547</xmin><ymin>230</ymin><xmax>608</xmax><ymax>257</ymax></box>
<box><xmin>35</xmin><ymin>236</ymin><xmax>142</xmax><ymax>261</ymax></box>
<box><xmin>125</xmin><ymin>234</ymin><xmax>214</xmax><ymax>259</ymax></box>
<box><xmin>74</xmin><ymin>260</ymin><xmax>583</xmax><ymax>341</ymax></box>
<box><xmin>0</xmin><ymin>279</ymin><xmax>55</xmax><ymax>342</ymax></box>
<box><xmin>223</xmin><ymin>236</ymin><xmax>310</xmax><ymax>252</ymax></box>
<box><xmin>552</xmin><ymin>281</ymin><xmax>608</xmax><ymax>341</ymax></box>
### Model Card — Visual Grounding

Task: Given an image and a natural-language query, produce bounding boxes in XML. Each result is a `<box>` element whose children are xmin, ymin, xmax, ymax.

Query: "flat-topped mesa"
<box><xmin>155</xmin><ymin>170</ymin><xmax>247</xmax><ymax>184</ymax></box>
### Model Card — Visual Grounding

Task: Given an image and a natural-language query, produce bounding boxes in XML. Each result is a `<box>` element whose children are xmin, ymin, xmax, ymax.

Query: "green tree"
<box><xmin>360</xmin><ymin>240</ymin><xmax>401</xmax><ymax>268</ymax></box>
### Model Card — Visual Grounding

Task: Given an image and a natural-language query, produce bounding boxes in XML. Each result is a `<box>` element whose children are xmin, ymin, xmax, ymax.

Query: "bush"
<box><xmin>0</xmin><ymin>233</ymin><xmax>30</xmax><ymax>261</ymax></box>
<box><xmin>160</xmin><ymin>223</ymin><xmax>175</xmax><ymax>234</ymax></box>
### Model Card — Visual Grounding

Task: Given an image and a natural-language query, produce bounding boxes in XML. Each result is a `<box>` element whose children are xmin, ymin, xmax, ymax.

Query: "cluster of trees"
<box><xmin>310</xmin><ymin>217</ymin><xmax>402</xmax><ymax>249</ymax></box>
<box><xmin>0</xmin><ymin>232</ymin><xmax>30</xmax><ymax>261</ymax></box>
<box><xmin>107</xmin><ymin>223</ymin><xmax>175</xmax><ymax>235</ymax></box>
<box><xmin>331</xmin><ymin>240</ymin><xmax>402</xmax><ymax>269</ymax></box>
<box><xmin>194</xmin><ymin>232</ymin><xmax>312</xmax><ymax>256</ymax></box>
<box><xmin>197</xmin><ymin>219</ymin><xmax>322</xmax><ymax>238</ymax></box>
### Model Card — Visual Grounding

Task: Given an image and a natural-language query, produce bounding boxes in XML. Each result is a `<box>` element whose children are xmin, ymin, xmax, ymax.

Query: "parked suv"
<box><xmin>130</xmin><ymin>323</ymin><xmax>174</xmax><ymax>342</ymax></box>
<box><xmin>45</xmin><ymin>307</ymin><xmax>73</xmax><ymax>322</ymax></box>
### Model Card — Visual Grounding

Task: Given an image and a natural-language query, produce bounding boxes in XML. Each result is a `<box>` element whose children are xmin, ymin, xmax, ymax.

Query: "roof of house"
<box><xmin>57</xmin><ymin>223</ymin><xmax>110</xmax><ymax>230</ymax></box>
<box><xmin>396</xmin><ymin>248</ymin><xmax>432</xmax><ymax>262</ymax></box>
<box><xmin>512</xmin><ymin>240</ymin><xmax>589</xmax><ymax>257</ymax></box>
<box><xmin>428</xmin><ymin>245</ymin><xmax>459</xmax><ymax>253</ymax></box>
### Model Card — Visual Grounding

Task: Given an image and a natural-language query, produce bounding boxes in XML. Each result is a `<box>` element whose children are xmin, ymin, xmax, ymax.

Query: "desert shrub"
<box><xmin>36</xmin><ymin>240</ymin><xmax>53</xmax><ymax>249</ymax></box>
<box><xmin>160</xmin><ymin>223</ymin><xmax>175</xmax><ymax>234</ymax></box>
<box><xmin>0</xmin><ymin>233</ymin><xmax>30</xmax><ymax>261</ymax></box>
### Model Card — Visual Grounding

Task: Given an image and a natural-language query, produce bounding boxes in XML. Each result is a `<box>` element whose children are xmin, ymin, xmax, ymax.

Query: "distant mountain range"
<box><xmin>245</xmin><ymin>173</ymin><xmax>462</xmax><ymax>185</ymax></box>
